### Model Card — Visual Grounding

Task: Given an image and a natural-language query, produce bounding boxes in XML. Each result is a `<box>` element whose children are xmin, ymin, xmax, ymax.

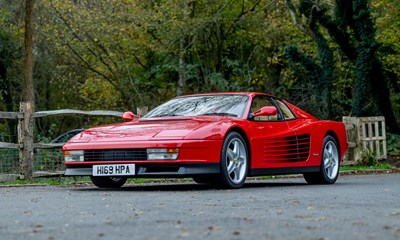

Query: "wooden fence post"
<box><xmin>18</xmin><ymin>102</ymin><xmax>34</xmax><ymax>180</ymax></box>
<box><xmin>343</xmin><ymin>117</ymin><xmax>358</xmax><ymax>161</ymax></box>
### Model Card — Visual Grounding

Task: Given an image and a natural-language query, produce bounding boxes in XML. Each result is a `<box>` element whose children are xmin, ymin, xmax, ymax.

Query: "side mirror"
<box><xmin>122</xmin><ymin>111</ymin><xmax>137</xmax><ymax>121</ymax></box>
<box><xmin>253</xmin><ymin>106</ymin><xmax>277</xmax><ymax>117</ymax></box>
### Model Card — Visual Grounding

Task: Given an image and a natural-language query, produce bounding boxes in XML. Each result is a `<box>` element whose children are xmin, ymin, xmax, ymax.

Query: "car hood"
<box><xmin>67</xmin><ymin>117</ymin><xmax>229</xmax><ymax>143</ymax></box>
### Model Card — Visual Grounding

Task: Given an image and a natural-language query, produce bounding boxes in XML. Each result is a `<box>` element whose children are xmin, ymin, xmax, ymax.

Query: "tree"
<box><xmin>19</xmin><ymin>0</ymin><xmax>35</xmax><ymax>180</ymax></box>
<box><xmin>284</xmin><ymin>0</ymin><xmax>400</xmax><ymax>133</ymax></box>
<box><xmin>39</xmin><ymin>0</ymin><xmax>287</xmax><ymax>109</ymax></box>
<box><xmin>284</xmin><ymin>1</ymin><xmax>334</xmax><ymax>119</ymax></box>
<box><xmin>0</xmin><ymin>1</ymin><xmax>23</xmax><ymax>141</ymax></box>
<box><xmin>372</xmin><ymin>0</ymin><xmax>400</xmax><ymax>120</ymax></box>
<box><xmin>0</xmin><ymin>29</ymin><xmax>19</xmax><ymax>141</ymax></box>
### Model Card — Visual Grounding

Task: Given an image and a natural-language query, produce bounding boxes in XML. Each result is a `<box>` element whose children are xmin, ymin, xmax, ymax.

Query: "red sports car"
<box><xmin>63</xmin><ymin>92</ymin><xmax>348</xmax><ymax>189</ymax></box>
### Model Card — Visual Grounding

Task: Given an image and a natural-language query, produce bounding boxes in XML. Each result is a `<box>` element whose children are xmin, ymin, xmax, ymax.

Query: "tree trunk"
<box><xmin>19</xmin><ymin>0</ymin><xmax>35</xmax><ymax>180</ymax></box>
<box><xmin>177</xmin><ymin>1</ymin><xmax>191</xmax><ymax>96</ymax></box>
<box><xmin>177</xmin><ymin>35</ymin><xmax>187</xmax><ymax>96</ymax></box>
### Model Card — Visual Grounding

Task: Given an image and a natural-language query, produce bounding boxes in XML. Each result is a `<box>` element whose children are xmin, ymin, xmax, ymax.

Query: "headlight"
<box><xmin>147</xmin><ymin>148</ymin><xmax>179</xmax><ymax>160</ymax></box>
<box><xmin>64</xmin><ymin>150</ymin><xmax>84</xmax><ymax>162</ymax></box>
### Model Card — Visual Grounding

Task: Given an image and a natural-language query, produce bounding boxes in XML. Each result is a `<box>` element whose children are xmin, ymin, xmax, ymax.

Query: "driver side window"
<box><xmin>250</xmin><ymin>96</ymin><xmax>280</xmax><ymax>121</ymax></box>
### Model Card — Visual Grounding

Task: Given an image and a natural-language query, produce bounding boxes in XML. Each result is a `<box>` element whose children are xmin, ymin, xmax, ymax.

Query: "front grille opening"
<box><xmin>84</xmin><ymin>149</ymin><xmax>147</xmax><ymax>161</ymax></box>
<box><xmin>144</xmin><ymin>167</ymin><xmax>180</xmax><ymax>173</ymax></box>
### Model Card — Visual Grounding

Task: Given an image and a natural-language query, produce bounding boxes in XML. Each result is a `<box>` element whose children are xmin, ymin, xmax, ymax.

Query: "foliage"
<box><xmin>372</xmin><ymin>0</ymin><xmax>400</xmax><ymax>128</ymax></box>
<box><xmin>0</xmin><ymin>2</ymin><xmax>23</xmax><ymax>139</ymax></box>
<box><xmin>283</xmin><ymin>1</ymin><xmax>335</xmax><ymax>120</ymax></box>
<box><xmin>283</xmin><ymin>0</ymin><xmax>399</xmax><ymax>133</ymax></box>
<box><xmin>0</xmin><ymin>0</ymin><xmax>398</xmax><ymax>138</ymax></box>
<box><xmin>360</xmin><ymin>149</ymin><xmax>379</xmax><ymax>166</ymax></box>
<box><xmin>37</xmin><ymin>0</ymin><xmax>305</xmax><ymax>109</ymax></box>
<box><xmin>387</xmin><ymin>133</ymin><xmax>400</xmax><ymax>154</ymax></box>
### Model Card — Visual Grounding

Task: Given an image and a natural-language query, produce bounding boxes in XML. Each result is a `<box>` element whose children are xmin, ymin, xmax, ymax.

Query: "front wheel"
<box><xmin>192</xmin><ymin>174</ymin><xmax>218</xmax><ymax>185</ymax></box>
<box><xmin>304</xmin><ymin>135</ymin><xmax>340</xmax><ymax>184</ymax></box>
<box><xmin>216</xmin><ymin>132</ymin><xmax>249</xmax><ymax>189</ymax></box>
<box><xmin>90</xmin><ymin>176</ymin><xmax>127</xmax><ymax>188</ymax></box>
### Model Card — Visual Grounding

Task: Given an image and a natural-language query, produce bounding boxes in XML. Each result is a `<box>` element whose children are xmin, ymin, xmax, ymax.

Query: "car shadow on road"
<box><xmin>71</xmin><ymin>180</ymin><xmax>309</xmax><ymax>192</ymax></box>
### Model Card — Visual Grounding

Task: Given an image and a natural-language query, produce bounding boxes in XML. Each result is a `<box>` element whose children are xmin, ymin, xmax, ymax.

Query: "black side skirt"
<box><xmin>249</xmin><ymin>166</ymin><xmax>320</xmax><ymax>177</ymax></box>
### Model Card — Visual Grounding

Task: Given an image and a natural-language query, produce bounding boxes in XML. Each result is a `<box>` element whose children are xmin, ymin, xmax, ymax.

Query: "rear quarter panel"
<box><xmin>287</xmin><ymin>119</ymin><xmax>348</xmax><ymax>167</ymax></box>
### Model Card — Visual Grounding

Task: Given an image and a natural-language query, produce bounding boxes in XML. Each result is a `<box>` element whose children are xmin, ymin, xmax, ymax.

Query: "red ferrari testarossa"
<box><xmin>63</xmin><ymin>92</ymin><xmax>348</xmax><ymax>188</ymax></box>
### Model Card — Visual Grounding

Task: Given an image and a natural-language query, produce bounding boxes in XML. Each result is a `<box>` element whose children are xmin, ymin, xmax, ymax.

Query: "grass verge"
<box><xmin>340</xmin><ymin>163</ymin><xmax>392</xmax><ymax>171</ymax></box>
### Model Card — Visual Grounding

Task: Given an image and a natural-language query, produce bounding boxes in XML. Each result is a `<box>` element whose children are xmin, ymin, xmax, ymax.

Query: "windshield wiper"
<box><xmin>199</xmin><ymin>112</ymin><xmax>237</xmax><ymax>117</ymax></box>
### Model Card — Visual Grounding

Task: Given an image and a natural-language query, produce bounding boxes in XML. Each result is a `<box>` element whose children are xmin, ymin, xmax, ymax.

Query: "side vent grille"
<box><xmin>263</xmin><ymin>134</ymin><xmax>311</xmax><ymax>162</ymax></box>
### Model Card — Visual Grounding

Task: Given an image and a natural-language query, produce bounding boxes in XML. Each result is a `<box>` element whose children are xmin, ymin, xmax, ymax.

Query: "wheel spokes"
<box><xmin>232</xmin><ymin>141</ymin><xmax>240</xmax><ymax>156</ymax></box>
<box><xmin>233</xmin><ymin>167</ymin><xmax>241</xmax><ymax>181</ymax></box>
<box><xmin>227</xmin><ymin>148</ymin><xmax>235</xmax><ymax>161</ymax></box>
<box><xmin>227</xmin><ymin>161</ymin><xmax>235</xmax><ymax>174</ymax></box>
<box><xmin>323</xmin><ymin>141</ymin><xmax>339</xmax><ymax>179</ymax></box>
<box><xmin>226</xmin><ymin>138</ymin><xmax>247</xmax><ymax>184</ymax></box>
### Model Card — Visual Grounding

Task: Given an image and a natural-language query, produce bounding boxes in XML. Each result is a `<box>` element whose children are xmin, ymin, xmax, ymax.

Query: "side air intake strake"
<box><xmin>263</xmin><ymin>134</ymin><xmax>311</xmax><ymax>162</ymax></box>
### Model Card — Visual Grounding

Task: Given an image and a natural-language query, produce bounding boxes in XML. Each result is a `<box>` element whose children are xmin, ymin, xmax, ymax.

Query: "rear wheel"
<box><xmin>90</xmin><ymin>176</ymin><xmax>127</xmax><ymax>188</ymax></box>
<box><xmin>216</xmin><ymin>132</ymin><xmax>249</xmax><ymax>189</ymax></box>
<box><xmin>304</xmin><ymin>135</ymin><xmax>340</xmax><ymax>184</ymax></box>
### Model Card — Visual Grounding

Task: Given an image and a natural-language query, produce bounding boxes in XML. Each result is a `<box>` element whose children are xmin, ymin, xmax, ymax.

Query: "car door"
<box><xmin>248</xmin><ymin>95</ymin><xmax>298</xmax><ymax>169</ymax></box>
<box><xmin>274</xmin><ymin>99</ymin><xmax>312</xmax><ymax>164</ymax></box>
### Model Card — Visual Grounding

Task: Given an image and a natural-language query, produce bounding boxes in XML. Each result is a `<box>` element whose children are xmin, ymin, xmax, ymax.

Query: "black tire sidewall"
<box><xmin>90</xmin><ymin>176</ymin><xmax>127</xmax><ymax>188</ymax></box>
<box><xmin>218</xmin><ymin>131</ymin><xmax>249</xmax><ymax>188</ymax></box>
<box><xmin>320</xmin><ymin>135</ymin><xmax>340</xmax><ymax>184</ymax></box>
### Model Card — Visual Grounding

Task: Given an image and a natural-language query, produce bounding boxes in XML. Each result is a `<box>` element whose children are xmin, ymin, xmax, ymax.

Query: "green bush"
<box><xmin>387</xmin><ymin>133</ymin><xmax>400</xmax><ymax>154</ymax></box>
<box><xmin>361</xmin><ymin>149</ymin><xmax>378</xmax><ymax>166</ymax></box>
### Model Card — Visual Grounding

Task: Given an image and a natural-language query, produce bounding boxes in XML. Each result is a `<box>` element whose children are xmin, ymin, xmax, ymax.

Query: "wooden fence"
<box><xmin>343</xmin><ymin>116</ymin><xmax>387</xmax><ymax>163</ymax></box>
<box><xmin>0</xmin><ymin>102</ymin><xmax>123</xmax><ymax>180</ymax></box>
<box><xmin>0</xmin><ymin>109</ymin><xmax>124</xmax><ymax>149</ymax></box>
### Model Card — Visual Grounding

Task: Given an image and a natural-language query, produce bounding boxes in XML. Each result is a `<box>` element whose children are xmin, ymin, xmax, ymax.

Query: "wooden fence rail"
<box><xmin>33</xmin><ymin>109</ymin><xmax>123</xmax><ymax>118</ymax></box>
<box><xmin>0</xmin><ymin>109</ymin><xmax>123</xmax><ymax>150</ymax></box>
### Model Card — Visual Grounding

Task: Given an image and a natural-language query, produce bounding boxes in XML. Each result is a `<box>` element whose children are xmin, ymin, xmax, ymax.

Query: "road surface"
<box><xmin>1</xmin><ymin>174</ymin><xmax>400</xmax><ymax>240</ymax></box>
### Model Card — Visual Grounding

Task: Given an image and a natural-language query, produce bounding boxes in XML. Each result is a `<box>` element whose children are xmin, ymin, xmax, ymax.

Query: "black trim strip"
<box><xmin>65</xmin><ymin>163</ymin><xmax>220</xmax><ymax>177</ymax></box>
<box><xmin>249</xmin><ymin>166</ymin><xmax>320</xmax><ymax>177</ymax></box>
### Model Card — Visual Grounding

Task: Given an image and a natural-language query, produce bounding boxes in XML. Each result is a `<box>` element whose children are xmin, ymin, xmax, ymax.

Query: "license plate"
<box><xmin>92</xmin><ymin>164</ymin><xmax>136</xmax><ymax>176</ymax></box>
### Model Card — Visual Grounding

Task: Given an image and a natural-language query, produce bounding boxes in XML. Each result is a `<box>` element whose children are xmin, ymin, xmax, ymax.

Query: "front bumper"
<box><xmin>65</xmin><ymin>163</ymin><xmax>220</xmax><ymax>178</ymax></box>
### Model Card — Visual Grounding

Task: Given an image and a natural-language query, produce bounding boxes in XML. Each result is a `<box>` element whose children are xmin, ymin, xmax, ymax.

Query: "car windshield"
<box><xmin>144</xmin><ymin>94</ymin><xmax>249</xmax><ymax>118</ymax></box>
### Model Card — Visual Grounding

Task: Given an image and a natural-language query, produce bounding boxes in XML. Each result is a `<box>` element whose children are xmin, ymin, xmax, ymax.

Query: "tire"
<box><xmin>192</xmin><ymin>174</ymin><xmax>218</xmax><ymax>185</ymax></box>
<box><xmin>90</xmin><ymin>176</ymin><xmax>128</xmax><ymax>188</ymax></box>
<box><xmin>304</xmin><ymin>135</ymin><xmax>340</xmax><ymax>184</ymax></box>
<box><xmin>216</xmin><ymin>132</ymin><xmax>249</xmax><ymax>189</ymax></box>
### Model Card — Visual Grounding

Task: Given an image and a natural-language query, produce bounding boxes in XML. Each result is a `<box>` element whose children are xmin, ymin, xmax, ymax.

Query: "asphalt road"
<box><xmin>1</xmin><ymin>174</ymin><xmax>400</xmax><ymax>240</ymax></box>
